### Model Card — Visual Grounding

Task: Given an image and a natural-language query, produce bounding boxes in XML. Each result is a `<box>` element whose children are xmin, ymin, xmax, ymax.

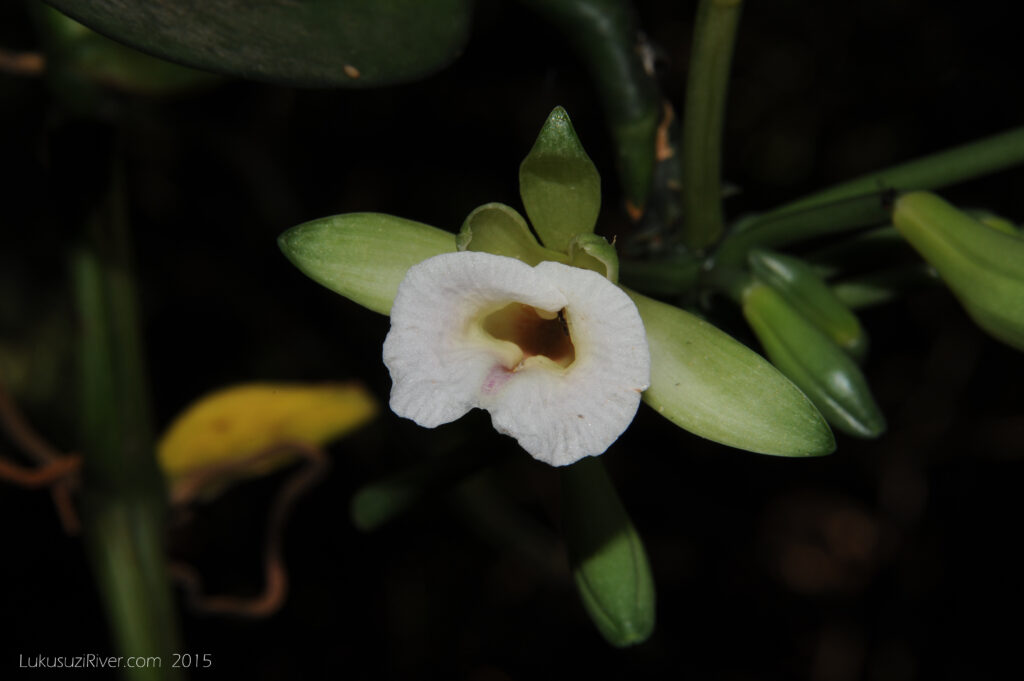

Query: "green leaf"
<box><xmin>456</xmin><ymin>202</ymin><xmax>567</xmax><ymax>266</ymax></box>
<box><xmin>893</xmin><ymin>191</ymin><xmax>1024</xmax><ymax>351</ymax></box>
<box><xmin>749</xmin><ymin>249</ymin><xmax>868</xmax><ymax>360</ymax></box>
<box><xmin>627</xmin><ymin>289</ymin><xmax>835</xmax><ymax>456</ymax></box>
<box><xmin>568</xmin><ymin>233</ymin><xmax>619</xmax><ymax>282</ymax></box>
<box><xmin>561</xmin><ymin>457</ymin><xmax>655</xmax><ymax>647</ymax></box>
<box><xmin>278</xmin><ymin>213</ymin><xmax>456</xmax><ymax>315</ymax></box>
<box><xmin>38</xmin><ymin>6</ymin><xmax>221</xmax><ymax>98</ymax></box>
<box><xmin>742</xmin><ymin>283</ymin><xmax>886</xmax><ymax>438</ymax></box>
<box><xmin>45</xmin><ymin>0</ymin><xmax>472</xmax><ymax>87</ymax></box>
<box><xmin>519</xmin><ymin>107</ymin><xmax>601</xmax><ymax>252</ymax></box>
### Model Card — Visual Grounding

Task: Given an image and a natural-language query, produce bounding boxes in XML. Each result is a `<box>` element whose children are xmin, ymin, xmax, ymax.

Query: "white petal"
<box><xmin>383</xmin><ymin>252</ymin><xmax>566</xmax><ymax>427</ymax></box>
<box><xmin>485</xmin><ymin>262</ymin><xmax>650</xmax><ymax>465</ymax></box>
<box><xmin>383</xmin><ymin>252</ymin><xmax>650</xmax><ymax>467</ymax></box>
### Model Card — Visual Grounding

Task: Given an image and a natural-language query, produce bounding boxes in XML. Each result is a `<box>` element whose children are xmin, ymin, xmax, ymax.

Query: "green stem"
<box><xmin>714</xmin><ymin>192</ymin><xmax>890</xmax><ymax>266</ymax></box>
<box><xmin>700</xmin><ymin>263</ymin><xmax>752</xmax><ymax>303</ymax></box>
<box><xmin>680</xmin><ymin>0</ymin><xmax>743</xmax><ymax>252</ymax></box>
<box><xmin>767</xmin><ymin>125</ymin><xmax>1024</xmax><ymax>219</ymax></box>
<box><xmin>74</xmin><ymin>162</ymin><xmax>181</xmax><ymax>680</ymax></box>
<box><xmin>618</xmin><ymin>252</ymin><xmax>701</xmax><ymax>296</ymax></box>
<box><xmin>714</xmin><ymin>125</ymin><xmax>1024</xmax><ymax>267</ymax></box>
<box><xmin>514</xmin><ymin>0</ymin><xmax>661</xmax><ymax>209</ymax></box>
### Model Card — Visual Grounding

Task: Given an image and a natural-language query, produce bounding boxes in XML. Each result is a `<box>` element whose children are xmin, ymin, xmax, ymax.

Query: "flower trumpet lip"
<box><xmin>382</xmin><ymin>252</ymin><xmax>651</xmax><ymax>466</ymax></box>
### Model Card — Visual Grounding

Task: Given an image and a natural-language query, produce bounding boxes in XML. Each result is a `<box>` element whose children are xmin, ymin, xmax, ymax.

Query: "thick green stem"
<box><xmin>74</xmin><ymin>163</ymin><xmax>181</xmax><ymax>680</ymax></box>
<box><xmin>769</xmin><ymin>125</ymin><xmax>1024</xmax><ymax>217</ymax></box>
<box><xmin>680</xmin><ymin>0</ymin><xmax>743</xmax><ymax>252</ymax></box>
<box><xmin>713</xmin><ymin>125</ymin><xmax>1024</xmax><ymax>266</ymax></box>
<box><xmin>714</xmin><ymin>192</ymin><xmax>891</xmax><ymax>266</ymax></box>
<box><xmin>515</xmin><ymin>0</ymin><xmax>661</xmax><ymax>209</ymax></box>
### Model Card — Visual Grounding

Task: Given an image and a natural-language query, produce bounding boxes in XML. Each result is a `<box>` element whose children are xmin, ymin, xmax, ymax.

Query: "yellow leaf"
<box><xmin>158</xmin><ymin>382</ymin><xmax>377</xmax><ymax>489</ymax></box>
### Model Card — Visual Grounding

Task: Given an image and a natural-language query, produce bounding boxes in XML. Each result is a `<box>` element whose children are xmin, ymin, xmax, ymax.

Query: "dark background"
<box><xmin>3</xmin><ymin>0</ymin><xmax>1024</xmax><ymax>678</ymax></box>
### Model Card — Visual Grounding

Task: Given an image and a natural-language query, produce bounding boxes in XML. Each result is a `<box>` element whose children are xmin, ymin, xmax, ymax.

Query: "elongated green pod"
<box><xmin>561</xmin><ymin>457</ymin><xmax>654</xmax><ymax>647</ymax></box>
<box><xmin>893</xmin><ymin>192</ymin><xmax>1024</xmax><ymax>351</ymax></box>
<box><xmin>278</xmin><ymin>213</ymin><xmax>456</xmax><ymax>315</ymax></box>
<box><xmin>742</xmin><ymin>284</ymin><xmax>886</xmax><ymax>438</ymax></box>
<box><xmin>749</xmin><ymin>249</ymin><xmax>868</xmax><ymax>360</ymax></box>
<box><xmin>627</xmin><ymin>289</ymin><xmax>835</xmax><ymax>456</ymax></box>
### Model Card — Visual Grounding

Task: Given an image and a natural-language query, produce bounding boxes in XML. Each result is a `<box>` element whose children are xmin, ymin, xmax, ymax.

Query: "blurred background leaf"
<box><xmin>44</xmin><ymin>0</ymin><xmax>473</xmax><ymax>87</ymax></box>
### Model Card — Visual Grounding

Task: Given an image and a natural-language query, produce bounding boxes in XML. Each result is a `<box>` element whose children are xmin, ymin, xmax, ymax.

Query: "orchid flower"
<box><xmin>279</xmin><ymin>107</ymin><xmax>834</xmax><ymax>462</ymax></box>
<box><xmin>279</xmin><ymin>106</ymin><xmax>836</xmax><ymax>648</ymax></box>
<box><xmin>383</xmin><ymin>251</ymin><xmax>650</xmax><ymax>466</ymax></box>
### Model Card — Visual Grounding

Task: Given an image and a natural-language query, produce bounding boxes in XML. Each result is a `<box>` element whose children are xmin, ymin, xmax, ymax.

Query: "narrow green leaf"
<box><xmin>519</xmin><ymin>107</ymin><xmax>601</xmax><ymax>252</ymax></box>
<box><xmin>561</xmin><ymin>457</ymin><xmax>654</xmax><ymax>647</ymax></box>
<box><xmin>893</xmin><ymin>191</ymin><xmax>1024</xmax><ymax>351</ymax></box>
<box><xmin>457</xmin><ymin>203</ymin><xmax>567</xmax><ymax>266</ymax></box>
<box><xmin>627</xmin><ymin>289</ymin><xmax>835</xmax><ymax>456</ymax></box>
<box><xmin>278</xmin><ymin>213</ymin><xmax>456</xmax><ymax>315</ymax></box>
<box><xmin>45</xmin><ymin>0</ymin><xmax>472</xmax><ymax>87</ymax></box>
<box><xmin>742</xmin><ymin>284</ymin><xmax>886</xmax><ymax>438</ymax></box>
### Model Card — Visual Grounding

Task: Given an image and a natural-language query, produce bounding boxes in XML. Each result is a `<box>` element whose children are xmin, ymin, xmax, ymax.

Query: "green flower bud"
<box><xmin>519</xmin><ymin>107</ymin><xmax>601</xmax><ymax>252</ymax></box>
<box><xmin>742</xmin><ymin>283</ymin><xmax>886</xmax><ymax>438</ymax></box>
<box><xmin>893</xmin><ymin>192</ymin><xmax>1024</xmax><ymax>351</ymax></box>
<box><xmin>561</xmin><ymin>457</ymin><xmax>654</xmax><ymax>647</ymax></box>
<box><xmin>749</xmin><ymin>249</ymin><xmax>869</xmax><ymax>361</ymax></box>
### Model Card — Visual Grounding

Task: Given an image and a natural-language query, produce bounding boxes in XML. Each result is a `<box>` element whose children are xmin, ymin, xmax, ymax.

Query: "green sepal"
<box><xmin>519</xmin><ymin>107</ymin><xmax>601</xmax><ymax>252</ymax></box>
<box><xmin>456</xmin><ymin>203</ymin><xmax>567</xmax><ymax>266</ymax></box>
<box><xmin>560</xmin><ymin>457</ymin><xmax>655</xmax><ymax>648</ymax></box>
<box><xmin>742</xmin><ymin>283</ymin><xmax>886</xmax><ymax>438</ymax></box>
<box><xmin>893</xmin><ymin>192</ymin><xmax>1024</xmax><ymax>351</ymax></box>
<box><xmin>627</xmin><ymin>289</ymin><xmax>835</xmax><ymax>456</ymax></box>
<box><xmin>278</xmin><ymin>213</ymin><xmax>455</xmax><ymax>316</ymax></box>
<box><xmin>568</xmin><ymin>233</ymin><xmax>619</xmax><ymax>282</ymax></box>
<box><xmin>749</xmin><ymin>249</ymin><xmax>869</xmax><ymax>360</ymax></box>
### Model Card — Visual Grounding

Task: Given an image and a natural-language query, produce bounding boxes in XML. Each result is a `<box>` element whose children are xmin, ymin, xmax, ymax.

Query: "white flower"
<box><xmin>382</xmin><ymin>252</ymin><xmax>650</xmax><ymax>466</ymax></box>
